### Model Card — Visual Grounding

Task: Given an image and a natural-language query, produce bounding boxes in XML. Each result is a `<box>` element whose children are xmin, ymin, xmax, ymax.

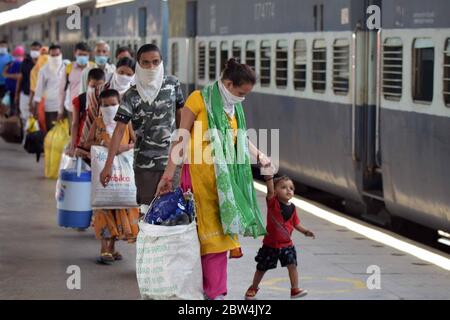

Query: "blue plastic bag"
<box><xmin>144</xmin><ymin>187</ymin><xmax>195</xmax><ymax>226</ymax></box>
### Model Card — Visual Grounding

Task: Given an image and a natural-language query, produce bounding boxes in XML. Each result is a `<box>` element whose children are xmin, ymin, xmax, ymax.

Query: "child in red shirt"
<box><xmin>245</xmin><ymin>175</ymin><xmax>315</xmax><ymax>300</ymax></box>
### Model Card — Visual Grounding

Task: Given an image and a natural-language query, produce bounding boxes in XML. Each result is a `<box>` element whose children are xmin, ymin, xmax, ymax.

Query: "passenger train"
<box><xmin>1</xmin><ymin>0</ymin><xmax>449</xmax><ymax>236</ymax></box>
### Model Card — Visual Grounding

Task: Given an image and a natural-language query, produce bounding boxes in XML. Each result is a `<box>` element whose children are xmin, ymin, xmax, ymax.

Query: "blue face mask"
<box><xmin>0</xmin><ymin>47</ymin><xmax>8</xmax><ymax>55</ymax></box>
<box><xmin>76</xmin><ymin>55</ymin><xmax>89</xmax><ymax>66</ymax></box>
<box><xmin>95</xmin><ymin>55</ymin><xmax>108</xmax><ymax>66</ymax></box>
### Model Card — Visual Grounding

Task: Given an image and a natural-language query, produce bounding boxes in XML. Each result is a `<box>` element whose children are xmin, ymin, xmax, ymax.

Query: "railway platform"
<box><xmin>0</xmin><ymin>139</ymin><xmax>449</xmax><ymax>300</ymax></box>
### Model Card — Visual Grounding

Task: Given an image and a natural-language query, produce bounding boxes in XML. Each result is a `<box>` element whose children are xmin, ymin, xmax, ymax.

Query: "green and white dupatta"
<box><xmin>201</xmin><ymin>81</ymin><xmax>266</xmax><ymax>238</ymax></box>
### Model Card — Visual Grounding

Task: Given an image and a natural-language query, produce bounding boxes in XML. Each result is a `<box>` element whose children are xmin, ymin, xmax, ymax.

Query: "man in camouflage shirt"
<box><xmin>100</xmin><ymin>44</ymin><xmax>184</xmax><ymax>204</ymax></box>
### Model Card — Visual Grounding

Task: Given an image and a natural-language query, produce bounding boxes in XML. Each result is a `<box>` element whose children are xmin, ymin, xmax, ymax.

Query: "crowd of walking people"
<box><xmin>0</xmin><ymin>39</ymin><xmax>315</xmax><ymax>300</ymax></box>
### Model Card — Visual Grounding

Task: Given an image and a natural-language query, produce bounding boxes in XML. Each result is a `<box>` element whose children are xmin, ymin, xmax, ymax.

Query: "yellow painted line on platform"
<box><xmin>260</xmin><ymin>276</ymin><xmax>366</xmax><ymax>295</ymax></box>
<box><xmin>254</xmin><ymin>181</ymin><xmax>450</xmax><ymax>271</ymax></box>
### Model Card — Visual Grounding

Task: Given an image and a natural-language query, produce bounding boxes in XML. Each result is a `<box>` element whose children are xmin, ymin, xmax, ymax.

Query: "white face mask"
<box><xmin>30</xmin><ymin>50</ymin><xmax>40</xmax><ymax>59</ymax></box>
<box><xmin>135</xmin><ymin>62</ymin><xmax>164</xmax><ymax>103</ymax></box>
<box><xmin>48</xmin><ymin>55</ymin><xmax>62</xmax><ymax>72</ymax></box>
<box><xmin>111</xmin><ymin>72</ymin><xmax>134</xmax><ymax>95</ymax></box>
<box><xmin>0</xmin><ymin>47</ymin><xmax>8</xmax><ymax>55</ymax></box>
<box><xmin>219</xmin><ymin>80</ymin><xmax>245</xmax><ymax>105</ymax></box>
<box><xmin>100</xmin><ymin>105</ymin><xmax>119</xmax><ymax>137</ymax></box>
<box><xmin>218</xmin><ymin>80</ymin><xmax>245</xmax><ymax>117</ymax></box>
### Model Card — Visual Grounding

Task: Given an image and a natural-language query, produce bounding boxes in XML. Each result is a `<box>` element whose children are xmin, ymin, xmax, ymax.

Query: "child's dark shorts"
<box><xmin>255</xmin><ymin>245</ymin><xmax>297</xmax><ymax>271</ymax></box>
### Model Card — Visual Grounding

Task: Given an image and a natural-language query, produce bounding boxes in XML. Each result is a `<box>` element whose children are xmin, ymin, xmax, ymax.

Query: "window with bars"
<box><xmin>312</xmin><ymin>39</ymin><xmax>327</xmax><ymax>92</ymax></box>
<box><xmin>382</xmin><ymin>38</ymin><xmax>403</xmax><ymax>100</ymax></box>
<box><xmin>444</xmin><ymin>39</ymin><xmax>450</xmax><ymax>106</ymax></box>
<box><xmin>232</xmin><ymin>40</ymin><xmax>242</xmax><ymax>62</ymax></box>
<box><xmin>412</xmin><ymin>38</ymin><xmax>434</xmax><ymax>103</ymax></box>
<box><xmin>275</xmin><ymin>40</ymin><xmax>288</xmax><ymax>88</ymax></box>
<box><xmin>198</xmin><ymin>42</ymin><xmax>206</xmax><ymax>80</ymax></box>
<box><xmin>293</xmin><ymin>40</ymin><xmax>307</xmax><ymax>91</ymax></box>
<box><xmin>260</xmin><ymin>40</ymin><xmax>271</xmax><ymax>87</ymax></box>
<box><xmin>209</xmin><ymin>42</ymin><xmax>217</xmax><ymax>80</ymax></box>
<box><xmin>220</xmin><ymin>41</ymin><xmax>228</xmax><ymax>73</ymax></box>
<box><xmin>333</xmin><ymin>39</ymin><xmax>350</xmax><ymax>95</ymax></box>
<box><xmin>245</xmin><ymin>41</ymin><xmax>256</xmax><ymax>71</ymax></box>
<box><xmin>171</xmin><ymin>42</ymin><xmax>179</xmax><ymax>77</ymax></box>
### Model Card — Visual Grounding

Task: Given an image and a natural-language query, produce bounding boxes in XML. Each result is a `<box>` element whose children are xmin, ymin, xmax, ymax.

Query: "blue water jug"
<box><xmin>57</xmin><ymin>158</ymin><xmax>92</xmax><ymax>228</ymax></box>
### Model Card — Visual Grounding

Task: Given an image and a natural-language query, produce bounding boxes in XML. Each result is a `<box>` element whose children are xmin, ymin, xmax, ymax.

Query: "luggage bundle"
<box><xmin>136</xmin><ymin>164</ymin><xmax>203</xmax><ymax>300</ymax></box>
<box><xmin>44</xmin><ymin>120</ymin><xmax>70</xmax><ymax>179</ymax></box>
<box><xmin>23</xmin><ymin>116</ymin><xmax>44</xmax><ymax>162</ymax></box>
<box><xmin>143</xmin><ymin>187</ymin><xmax>195</xmax><ymax>226</ymax></box>
<box><xmin>0</xmin><ymin>115</ymin><xmax>23</xmax><ymax>144</ymax></box>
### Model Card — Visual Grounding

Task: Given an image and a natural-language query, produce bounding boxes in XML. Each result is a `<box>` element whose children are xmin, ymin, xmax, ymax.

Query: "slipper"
<box><xmin>112</xmin><ymin>252</ymin><xmax>123</xmax><ymax>261</ymax></box>
<box><xmin>97</xmin><ymin>252</ymin><xmax>114</xmax><ymax>265</ymax></box>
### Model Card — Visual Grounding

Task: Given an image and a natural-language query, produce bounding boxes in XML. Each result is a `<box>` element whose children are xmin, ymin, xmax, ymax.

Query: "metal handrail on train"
<box><xmin>351</xmin><ymin>32</ymin><xmax>358</xmax><ymax>162</ymax></box>
<box><xmin>375</xmin><ymin>29</ymin><xmax>382</xmax><ymax>168</ymax></box>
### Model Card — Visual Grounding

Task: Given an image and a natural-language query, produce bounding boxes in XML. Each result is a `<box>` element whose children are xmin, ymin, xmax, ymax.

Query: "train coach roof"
<box><xmin>0</xmin><ymin>0</ymin><xmax>91</xmax><ymax>27</ymax></box>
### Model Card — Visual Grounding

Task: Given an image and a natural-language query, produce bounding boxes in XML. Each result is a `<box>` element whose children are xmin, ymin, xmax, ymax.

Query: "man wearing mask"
<box><xmin>3</xmin><ymin>46</ymin><xmax>25</xmax><ymax>115</ymax></box>
<box><xmin>34</xmin><ymin>44</ymin><xmax>66</xmax><ymax>132</ymax></box>
<box><xmin>60</xmin><ymin>42</ymin><xmax>93</xmax><ymax>123</ymax></box>
<box><xmin>99</xmin><ymin>44</ymin><xmax>185</xmax><ymax>205</ymax></box>
<box><xmin>0</xmin><ymin>40</ymin><xmax>12</xmax><ymax>101</ymax></box>
<box><xmin>14</xmin><ymin>41</ymin><xmax>42</xmax><ymax>126</ymax></box>
<box><xmin>79</xmin><ymin>41</ymin><xmax>115</xmax><ymax>94</ymax></box>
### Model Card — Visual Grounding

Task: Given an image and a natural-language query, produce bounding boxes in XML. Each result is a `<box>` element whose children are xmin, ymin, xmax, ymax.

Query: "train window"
<box><xmin>220</xmin><ymin>41</ymin><xmax>229</xmax><ymax>73</ymax></box>
<box><xmin>382</xmin><ymin>38</ymin><xmax>403</xmax><ymax>100</ymax></box>
<box><xmin>198</xmin><ymin>42</ymin><xmax>206</xmax><ymax>80</ymax></box>
<box><xmin>260</xmin><ymin>40</ymin><xmax>271</xmax><ymax>87</ymax></box>
<box><xmin>171</xmin><ymin>42</ymin><xmax>179</xmax><ymax>78</ymax></box>
<box><xmin>444</xmin><ymin>39</ymin><xmax>450</xmax><ymax>106</ymax></box>
<box><xmin>232</xmin><ymin>40</ymin><xmax>242</xmax><ymax>62</ymax></box>
<box><xmin>97</xmin><ymin>24</ymin><xmax>101</xmax><ymax>37</ymax></box>
<box><xmin>412</xmin><ymin>38</ymin><xmax>434</xmax><ymax>103</ymax></box>
<box><xmin>293</xmin><ymin>39</ymin><xmax>307</xmax><ymax>91</ymax></box>
<box><xmin>138</xmin><ymin>7</ymin><xmax>147</xmax><ymax>38</ymax></box>
<box><xmin>245</xmin><ymin>41</ymin><xmax>256</xmax><ymax>71</ymax></box>
<box><xmin>312</xmin><ymin>39</ymin><xmax>327</xmax><ymax>92</ymax></box>
<box><xmin>333</xmin><ymin>39</ymin><xmax>350</xmax><ymax>95</ymax></box>
<box><xmin>276</xmin><ymin>40</ymin><xmax>288</xmax><ymax>88</ymax></box>
<box><xmin>209</xmin><ymin>42</ymin><xmax>217</xmax><ymax>80</ymax></box>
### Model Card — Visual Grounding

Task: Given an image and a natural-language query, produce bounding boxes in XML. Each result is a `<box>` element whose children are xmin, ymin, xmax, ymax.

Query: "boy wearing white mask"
<box><xmin>79</xmin><ymin>41</ymin><xmax>116</xmax><ymax>95</ymax></box>
<box><xmin>99</xmin><ymin>44</ymin><xmax>185</xmax><ymax>205</ymax></box>
<box><xmin>60</xmin><ymin>42</ymin><xmax>93</xmax><ymax>123</ymax></box>
<box><xmin>85</xmin><ymin>89</ymin><xmax>138</xmax><ymax>265</ymax></box>
<box><xmin>33</xmin><ymin>44</ymin><xmax>67</xmax><ymax>132</ymax></box>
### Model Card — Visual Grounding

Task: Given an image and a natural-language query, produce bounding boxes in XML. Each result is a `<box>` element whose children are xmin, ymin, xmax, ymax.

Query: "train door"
<box><xmin>357</xmin><ymin>0</ymin><xmax>388</xmax><ymax>225</ymax></box>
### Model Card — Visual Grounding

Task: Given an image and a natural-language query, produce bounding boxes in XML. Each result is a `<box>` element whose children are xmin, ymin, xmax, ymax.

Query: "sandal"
<box><xmin>97</xmin><ymin>252</ymin><xmax>114</xmax><ymax>265</ymax></box>
<box><xmin>112</xmin><ymin>252</ymin><xmax>123</xmax><ymax>261</ymax></box>
<box><xmin>245</xmin><ymin>286</ymin><xmax>259</xmax><ymax>300</ymax></box>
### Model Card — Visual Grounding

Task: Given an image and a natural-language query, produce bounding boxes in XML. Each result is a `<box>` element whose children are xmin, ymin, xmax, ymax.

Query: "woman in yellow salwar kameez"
<box><xmin>156</xmin><ymin>58</ymin><xmax>270</xmax><ymax>300</ymax></box>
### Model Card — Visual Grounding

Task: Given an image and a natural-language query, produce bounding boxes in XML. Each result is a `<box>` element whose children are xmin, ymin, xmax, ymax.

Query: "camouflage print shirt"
<box><xmin>114</xmin><ymin>76</ymin><xmax>185</xmax><ymax>170</ymax></box>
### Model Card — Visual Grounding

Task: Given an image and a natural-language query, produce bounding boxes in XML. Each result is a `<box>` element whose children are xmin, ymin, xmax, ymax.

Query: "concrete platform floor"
<box><xmin>0</xmin><ymin>140</ymin><xmax>449</xmax><ymax>300</ymax></box>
